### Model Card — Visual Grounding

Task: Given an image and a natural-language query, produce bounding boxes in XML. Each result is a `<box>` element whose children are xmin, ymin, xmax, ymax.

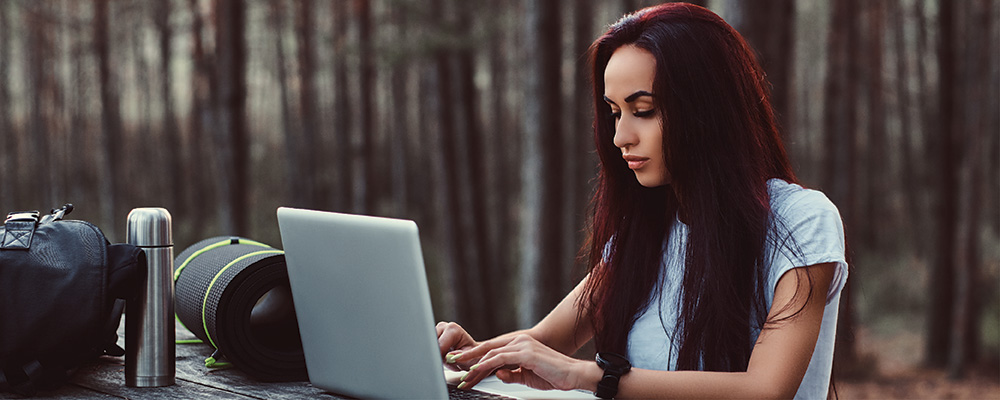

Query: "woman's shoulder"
<box><xmin>766</xmin><ymin>178</ymin><xmax>840</xmax><ymax>219</ymax></box>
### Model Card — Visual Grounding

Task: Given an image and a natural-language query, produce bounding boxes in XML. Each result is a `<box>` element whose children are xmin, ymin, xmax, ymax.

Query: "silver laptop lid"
<box><xmin>277</xmin><ymin>207</ymin><xmax>447</xmax><ymax>399</ymax></box>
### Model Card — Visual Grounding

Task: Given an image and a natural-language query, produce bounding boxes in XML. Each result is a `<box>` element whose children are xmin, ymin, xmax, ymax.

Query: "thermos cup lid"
<box><xmin>126</xmin><ymin>207</ymin><xmax>173</xmax><ymax>246</ymax></box>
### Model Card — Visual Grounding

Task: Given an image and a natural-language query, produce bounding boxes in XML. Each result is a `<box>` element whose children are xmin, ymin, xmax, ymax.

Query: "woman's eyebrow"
<box><xmin>624</xmin><ymin>90</ymin><xmax>654</xmax><ymax>103</ymax></box>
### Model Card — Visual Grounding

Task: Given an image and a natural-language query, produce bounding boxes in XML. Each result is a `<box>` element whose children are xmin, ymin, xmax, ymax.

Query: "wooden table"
<box><xmin>1</xmin><ymin>321</ymin><xmax>339</xmax><ymax>399</ymax></box>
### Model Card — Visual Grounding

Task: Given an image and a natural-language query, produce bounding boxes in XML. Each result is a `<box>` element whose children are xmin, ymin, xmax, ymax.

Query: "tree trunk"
<box><xmin>157</xmin><ymin>0</ymin><xmax>182</xmax><ymax>215</ymax></box>
<box><xmin>331</xmin><ymin>0</ymin><xmax>353</xmax><ymax>212</ymax></box>
<box><xmin>94</xmin><ymin>0</ymin><xmax>122</xmax><ymax>238</ymax></box>
<box><xmin>518</xmin><ymin>0</ymin><xmax>543</xmax><ymax>329</ymax></box>
<box><xmin>892</xmin><ymin>0</ymin><xmax>921</xmax><ymax>238</ymax></box>
<box><xmin>0</xmin><ymin>2</ymin><xmax>13</xmax><ymax>208</ymax></box>
<box><xmin>926</xmin><ymin>0</ymin><xmax>957</xmax><ymax>368</ymax></box>
<box><xmin>188</xmin><ymin>0</ymin><xmax>215</xmax><ymax>238</ymax></box>
<box><xmin>487</xmin><ymin>0</ymin><xmax>516</xmax><ymax>332</ymax></box>
<box><xmin>456</xmin><ymin>0</ymin><xmax>498</xmax><ymax>336</ymax></box>
<box><xmin>537</xmin><ymin>0</ymin><xmax>565</xmax><ymax>318</ymax></box>
<box><xmin>823</xmin><ymin>0</ymin><xmax>861</xmax><ymax>375</ymax></box>
<box><xmin>864</xmin><ymin>0</ymin><xmax>887</xmax><ymax>250</ymax></box>
<box><xmin>738</xmin><ymin>0</ymin><xmax>795</xmax><ymax>137</ymax></box>
<box><xmin>355</xmin><ymin>0</ymin><xmax>375</xmax><ymax>213</ymax></box>
<box><xmin>272</xmin><ymin>0</ymin><xmax>301</xmax><ymax>207</ymax></box>
<box><xmin>296</xmin><ymin>0</ymin><xmax>319</xmax><ymax>208</ymax></box>
<box><xmin>388</xmin><ymin>2</ymin><xmax>409</xmax><ymax>217</ymax></box>
<box><xmin>423</xmin><ymin>55</ymin><xmax>460</xmax><ymax>325</ymax></box>
<box><xmin>571</xmin><ymin>0</ymin><xmax>595</xmax><ymax>289</ymax></box>
<box><xmin>214</xmin><ymin>0</ymin><xmax>248</xmax><ymax>235</ymax></box>
<box><xmin>947</xmin><ymin>0</ymin><xmax>991</xmax><ymax>378</ymax></box>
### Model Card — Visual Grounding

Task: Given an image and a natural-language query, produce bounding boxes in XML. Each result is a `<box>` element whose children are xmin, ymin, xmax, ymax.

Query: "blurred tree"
<box><xmin>158</xmin><ymin>0</ymin><xmax>183</xmax><ymax>216</ymax></box>
<box><xmin>331</xmin><ymin>0</ymin><xmax>354</xmax><ymax>212</ymax></box>
<box><xmin>357</xmin><ymin>0</ymin><xmax>375</xmax><ymax>213</ymax></box>
<box><xmin>927</xmin><ymin>0</ymin><xmax>958</xmax><ymax>370</ymax></box>
<box><xmin>271</xmin><ymin>0</ymin><xmax>299</xmax><ymax>206</ymax></box>
<box><xmin>296</xmin><ymin>0</ymin><xmax>319</xmax><ymax>209</ymax></box>
<box><xmin>822</xmin><ymin>0</ymin><xmax>861</xmax><ymax>375</ymax></box>
<box><xmin>213</xmin><ymin>0</ymin><xmax>248</xmax><ymax>235</ymax></box>
<box><xmin>571</xmin><ymin>0</ymin><xmax>596</xmax><ymax>288</ymax></box>
<box><xmin>0</xmin><ymin>2</ymin><xmax>13</xmax><ymax>208</ymax></box>
<box><xmin>94</xmin><ymin>0</ymin><xmax>123</xmax><ymax>237</ymax></box>
<box><xmin>863</xmin><ymin>0</ymin><xmax>887</xmax><ymax>249</ymax></box>
<box><xmin>518</xmin><ymin>0</ymin><xmax>543</xmax><ymax>328</ymax></box>
<box><xmin>187</xmin><ymin>0</ymin><xmax>216</xmax><ymax>236</ymax></box>
<box><xmin>456</xmin><ymin>0</ymin><xmax>498</xmax><ymax>336</ymax></box>
<box><xmin>739</xmin><ymin>0</ymin><xmax>795</xmax><ymax>139</ymax></box>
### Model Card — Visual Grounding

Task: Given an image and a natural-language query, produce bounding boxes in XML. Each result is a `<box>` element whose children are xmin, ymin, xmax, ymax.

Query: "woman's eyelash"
<box><xmin>634</xmin><ymin>109</ymin><xmax>655</xmax><ymax>118</ymax></box>
<box><xmin>610</xmin><ymin>110</ymin><xmax>622</xmax><ymax>119</ymax></box>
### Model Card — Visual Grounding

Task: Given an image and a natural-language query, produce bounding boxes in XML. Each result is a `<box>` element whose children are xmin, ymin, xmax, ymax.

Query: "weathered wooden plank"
<box><xmin>2</xmin><ymin>320</ymin><xmax>341</xmax><ymax>399</ymax></box>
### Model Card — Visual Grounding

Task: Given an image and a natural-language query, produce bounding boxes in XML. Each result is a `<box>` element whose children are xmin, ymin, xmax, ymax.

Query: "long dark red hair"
<box><xmin>578</xmin><ymin>3</ymin><xmax>798</xmax><ymax>372</ymax></box>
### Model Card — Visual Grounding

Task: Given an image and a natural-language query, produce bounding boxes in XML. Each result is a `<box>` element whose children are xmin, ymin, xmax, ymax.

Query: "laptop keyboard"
<box><xmin>448</xmin><ymin>384</ymin><xmax>517</xmax><ymax>400</ymax></box>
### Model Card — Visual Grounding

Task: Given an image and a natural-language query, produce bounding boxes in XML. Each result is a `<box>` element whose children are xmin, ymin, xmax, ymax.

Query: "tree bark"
<box><xmin>518</xmin><ymin>0</ymin><xmax>543</xmax><ymax>328</ymax></box>
<box><xmin>388</xmin><ymin>2</ymin><xmax>409</xmax><ymax>217</ymax></box>
<box><xmin>0</xmin><ymin>2</ymin><xmax>13</xmax><ymax>208</ymax></box>
<box><xmin>864</xmin><ymin>0</ymin><xmax>887</xmax><ymax>249</ymax></box>
<box><xmin>214</xmin><ymin>0</ymin><xmax>248</xmax><ymax>235</ymax></box>
<box><xmin>537</xmin><ymin>0</ymin><xmax>566</xmax><ymax>318</ymax></box>
<box><xmin>571</xmin><ymin>0</ymin><xmax>595</xmax><ymax>290</ymax></box>
<box><xmin>296</xmin><ymin>0</ymin><xmax>319</xmax><ymax>208</ymax></box>
<box><xmin>187</xmin><ymin>0</ymin><xmax>215</xmax><ymax>237</ymax></box>
<box><xmin>157</xmin><ymin>0</ymin><xmax>183</xmax><ymax>215</ymax></box>
<box><xmin>739</xmin><ymin>0</ymin><xmax>795</xmax><ymax>137</ymax></box>
<box><xmin>823</xmin><ymin>0</ymin><xmax>861</xmax><ymax>375</ymax></box>
<box><xmin>272</xmin><ymin>0</ymin><xmax>301</xmax><ymax>207</ymax></box>
<box><xmin>355</xmin><ymin>0</ymin><xmax>375</xmax><ymax>213</ymax></box>
<box><xmin>331</xmin><ymin>0</ymin><xmax>353</xmax><ymax>212</ymax></box>
<box><xmin>456</xmin><ymin>0</ymin><xmax>497</xmax><ymax>336</ymax></box>
<box><xmin>947</xmin><ymin>0</ymin><xmax>991</xmax><ymax>378</ymax></box>
<box><xmin>94</xmin><ymin>0</ymin><xmax>122</xmax><ymax>238</ymax></box>
<box><xmin>926</xmin><ymin>0</ymin><xmax>958</xmax><ymax>368</ymax></box>
<box><xmin>892</xmin><ymin>0</ymin><xmax>922</xmax><ymax>238</ymax></box>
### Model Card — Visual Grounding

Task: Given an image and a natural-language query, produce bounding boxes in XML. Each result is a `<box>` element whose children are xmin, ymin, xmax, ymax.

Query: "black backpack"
<box><xmin>0</xmin><ymin>204</ymin><xmax>146</xmax><ymax>394</ymax></box>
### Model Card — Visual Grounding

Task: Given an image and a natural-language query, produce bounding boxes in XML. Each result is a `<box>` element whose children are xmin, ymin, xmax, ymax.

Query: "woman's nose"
<box><xmin>613</xmin><ymin>118</ymin><xmax>637</xmax><ymax>149</ymax></box>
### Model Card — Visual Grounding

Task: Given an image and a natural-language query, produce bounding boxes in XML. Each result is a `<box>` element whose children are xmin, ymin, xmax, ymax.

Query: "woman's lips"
<box><xmin>623</xmin><ymin>155</ymin><xmax>649</xmax><ymax>170</ymax></box>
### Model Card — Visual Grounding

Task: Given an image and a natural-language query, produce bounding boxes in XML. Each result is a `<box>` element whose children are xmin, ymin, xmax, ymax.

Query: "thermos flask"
<box><xmin>125</xmin><ymin>208</ymin><xmax>176</xmax><ymax>387</ymax></box>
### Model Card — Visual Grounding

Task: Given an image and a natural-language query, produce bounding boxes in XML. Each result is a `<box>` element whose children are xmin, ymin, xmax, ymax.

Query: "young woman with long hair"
<box><xmin>437</xmin><ymin>3</ymin><xmax>848</xmax><ymax>398</ymax></box>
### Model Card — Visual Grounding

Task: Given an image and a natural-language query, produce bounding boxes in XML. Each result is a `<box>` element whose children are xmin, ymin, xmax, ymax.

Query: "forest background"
<box><xmin>0</xmin><ymin>0</ymin><xmax>997</xmax><ymax>397</ymax></box>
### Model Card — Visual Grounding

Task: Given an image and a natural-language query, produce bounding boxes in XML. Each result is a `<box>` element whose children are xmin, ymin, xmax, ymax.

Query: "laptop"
<box><xmin>276</xmin><ymin>207</ymin><xmax>596</xmax><ymax>400</ymax></box>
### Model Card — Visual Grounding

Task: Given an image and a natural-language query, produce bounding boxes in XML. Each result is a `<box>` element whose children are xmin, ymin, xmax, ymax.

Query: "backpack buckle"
<box><xmin>5</xmin><ymin>211</ymin><xmax>40</xmax><ymax>223</ymax></box>
<box><xmin>2</xmin><ymin>211</ymin><xmax>39</xmax><ymax>250</ymax></box>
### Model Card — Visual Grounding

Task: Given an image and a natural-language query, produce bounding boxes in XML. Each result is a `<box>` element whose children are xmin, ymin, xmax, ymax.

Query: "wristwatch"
<box><xmin>595</xmin><ymin>352</ymin><xmax>631</xmax><ymax>399</ymax></box>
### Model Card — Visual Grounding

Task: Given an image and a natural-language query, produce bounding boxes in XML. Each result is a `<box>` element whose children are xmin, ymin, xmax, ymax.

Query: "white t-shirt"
<box><xmin>625</xmin><ymin>179</ymin><xmax>848</xmax><ymax>399</ymax></box>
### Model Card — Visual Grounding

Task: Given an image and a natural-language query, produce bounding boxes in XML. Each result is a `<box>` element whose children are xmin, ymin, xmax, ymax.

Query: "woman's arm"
<box><xmin>609</xmin><ymin>262</ymin><xmax>836</xmax><ymax>399</ymax></box>
<box><xmin>464</xmin><ymin>262</ymin><xmax>836</xmax><ymax>399</ymax></box>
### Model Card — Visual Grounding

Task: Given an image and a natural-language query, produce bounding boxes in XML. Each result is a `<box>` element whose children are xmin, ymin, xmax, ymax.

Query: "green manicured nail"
<box><xmin>446</xmin><ymin>353</ymin><xmax>461</xmax><ymax>363</ymax></box>
<box><xmin>457</xmin><ymin>381</ymin><xmax>467</xmax><ymax>390</ymax></box>
<box><xmin>461</xmin><ymin>372</ymin><xmax>470</xmax><ymax>381</ymax></box>
<box><xmin>469</xmin><ymin>363</ymin><xmax>480</xmax><ymax>371</ymax></box>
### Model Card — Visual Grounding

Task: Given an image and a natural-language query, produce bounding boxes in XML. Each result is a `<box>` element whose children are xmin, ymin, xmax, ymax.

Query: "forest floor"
<box><xmin>835</xmin><ymin>325</ymin><xmax>1000</xmax><ymax>399</ymax></box>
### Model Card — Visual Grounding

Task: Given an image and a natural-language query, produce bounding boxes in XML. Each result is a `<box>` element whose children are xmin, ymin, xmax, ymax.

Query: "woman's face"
<box><xmin>603</xmin><ymin>45</ymin><xmax>671</xmax><ymax>187</ymax></box>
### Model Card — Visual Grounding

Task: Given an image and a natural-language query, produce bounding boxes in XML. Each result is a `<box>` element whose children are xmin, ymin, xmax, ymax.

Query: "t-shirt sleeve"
<box><xmin>768</xmin><ymin>190</ymin><xmax>849</xmax><ymax>304</ymax></box>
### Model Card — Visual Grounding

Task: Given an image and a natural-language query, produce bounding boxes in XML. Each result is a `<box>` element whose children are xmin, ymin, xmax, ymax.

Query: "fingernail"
<box><xmin>461</xmin><ymin>372</ymin><xmax>470</xmax><ymax>381</ymax></box>
<box><xmin>457</xmin><ymin>381</ymin><xmax>467</xmax><ymax>390</ymax></box>
<box><xmin>446</xmin><ymin>353</ymin><xmax>461</xmax><ymax>364</ymax></box>
<box><xmin>469</xmin><ymin>363</ymin><xmax>480</xmax><ymax>371</ymax></box>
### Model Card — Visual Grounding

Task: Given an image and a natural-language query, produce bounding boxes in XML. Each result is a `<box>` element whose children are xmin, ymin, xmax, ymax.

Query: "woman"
<box><xmin>437</xmin><ymin>3</ymin><xmax>848</xmax><ymax>399</ymax></box>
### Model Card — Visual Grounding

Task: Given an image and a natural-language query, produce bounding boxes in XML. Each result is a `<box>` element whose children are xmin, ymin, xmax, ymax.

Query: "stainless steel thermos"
<box><xmin>125</xmin><ymin>208</ymin><xmax>176</xmax><ymax>387</ymax></box>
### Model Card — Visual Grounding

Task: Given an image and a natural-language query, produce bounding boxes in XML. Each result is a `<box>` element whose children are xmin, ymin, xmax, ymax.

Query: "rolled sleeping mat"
<box><xmin>173</xmin><ymin>236</ymin><xmax>307</xmax><ymax>381</ymax></box>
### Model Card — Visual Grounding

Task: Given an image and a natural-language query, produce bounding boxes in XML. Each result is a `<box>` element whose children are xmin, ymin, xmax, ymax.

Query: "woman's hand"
<box><xmin>454</xmin><ymin>334</ymin><xmax>595</xmax><ymax>392</ymax></box>
<box><xmin>436</xmin><ymin>321</ymin><xmax>480</xmax><ymax>371</ymax></box>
